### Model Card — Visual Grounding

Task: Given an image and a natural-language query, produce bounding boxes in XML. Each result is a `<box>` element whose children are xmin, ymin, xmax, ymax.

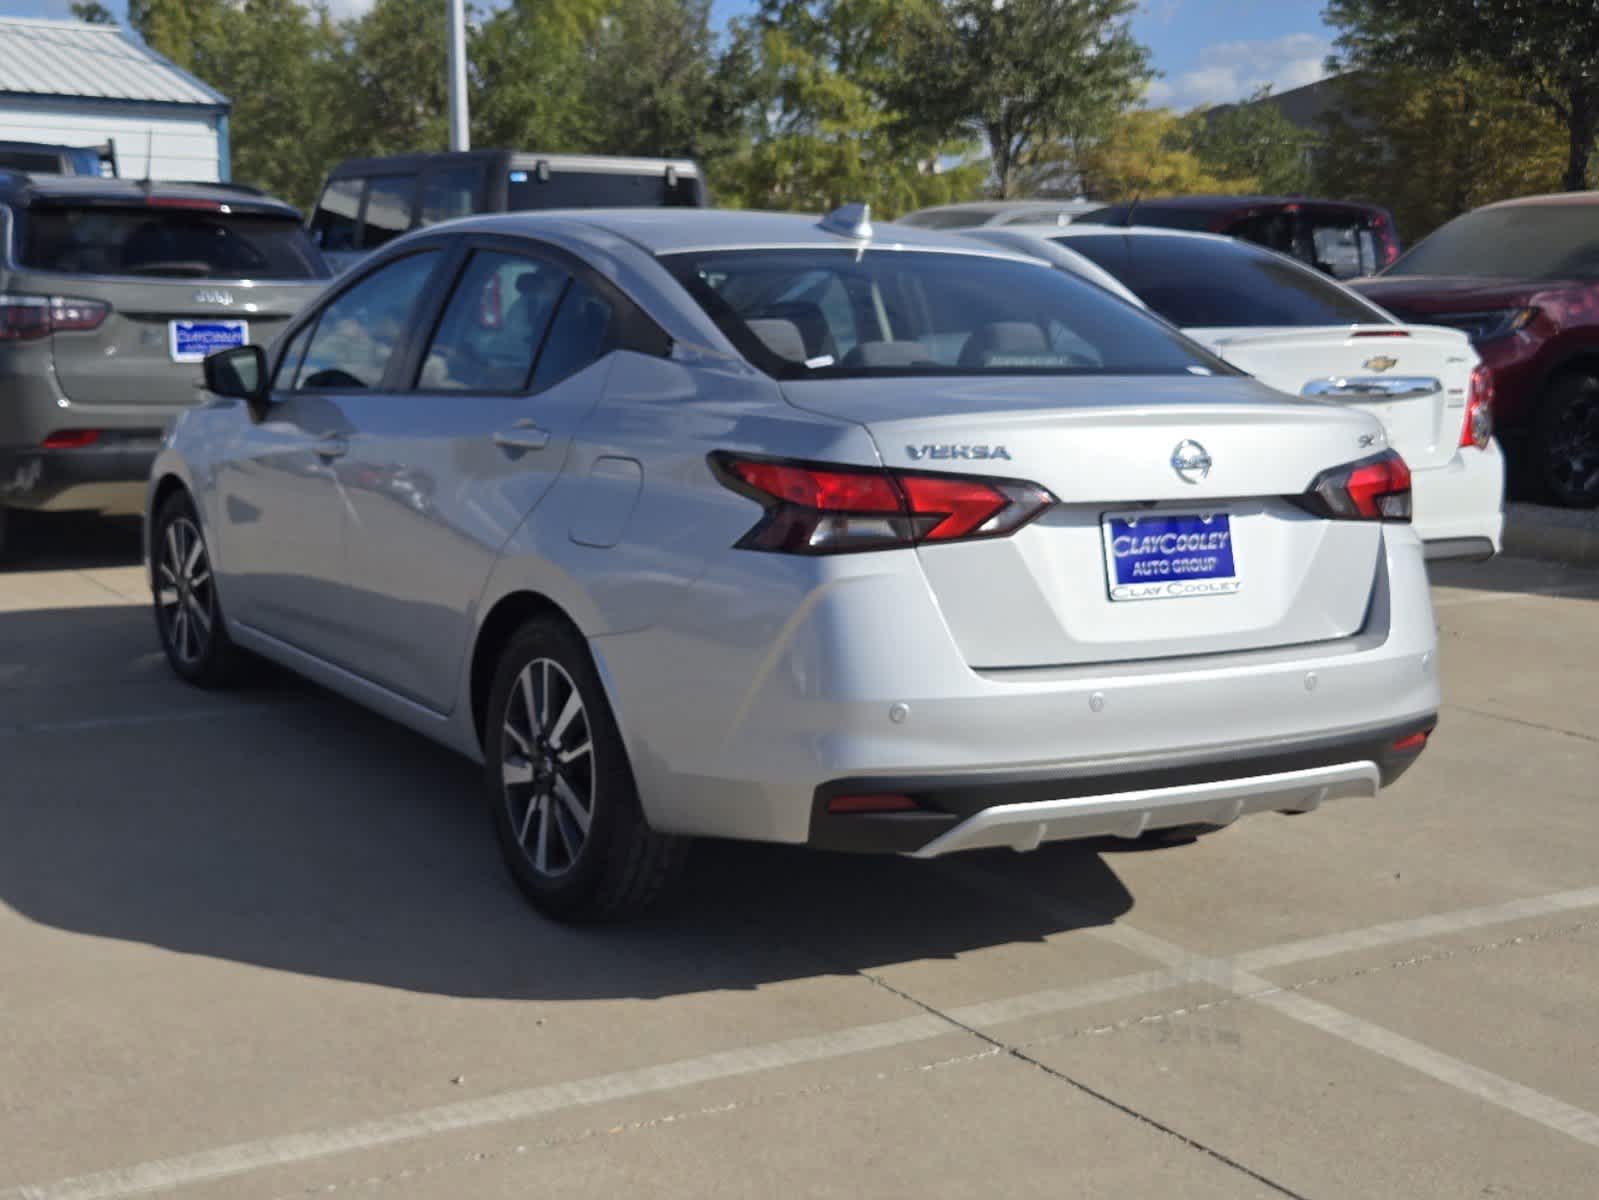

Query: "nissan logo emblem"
<box><xmin>1171</xmin><ymin>440</ymin><xmax>1212</xmax><ymax>484</ymax></box>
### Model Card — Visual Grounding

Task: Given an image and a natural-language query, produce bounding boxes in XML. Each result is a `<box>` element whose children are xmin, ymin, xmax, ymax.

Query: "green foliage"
<box><xmin>1315</xmin><ymin>67</ymin><xmax>1567</xmax><ymax>241</ymax></box>
<box><xmin>119</xmin><ymin>0</ymin><xmax>1144</xmax><ymax>218</ymax></box>
<box><xmin>1325</xmin><ymin>0</ymin><xmax>1599</xmax><ymax>190</ymax></box>
<box><xmin>68</xmin><ymin>2</ymin><xmax>117</xmax><ymax>23</ymax></box>
<box><xmin>1074</xmin><ymin>108</ymin><xmax>1259</xmax><ymax>201</ymax></box>
<box><xmin>1181</xmin><ymin>90</ymin><xmax>1317</xmax><ymax>195</ymax></box>
<box><xmin>889</xmin><ymin>0</ymin><xmax>1151</xmax><ymax>197</ymax></box>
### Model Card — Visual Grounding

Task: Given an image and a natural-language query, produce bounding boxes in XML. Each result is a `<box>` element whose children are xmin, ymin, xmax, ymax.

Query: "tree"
<box><xmin>709</xmin><ymin>2</ymin><xmax>985</xmax><ymax>214</ymax></box>
<box><xmin>1074</xmin><ymin>108</ymin><xmax>1257</xmax><ymax>201</ymax></box>
<box><xmin>1315</xmin><ymin>66</ymin><xmax>1566</xmax><ymax>241</ymax></box>
<box><xmin>130</xmin><ymin>0</ymin><xmax>344</xmax><ymax>210</ymax></box>
<box><xmin>68</xmin><ymin>2</ymin><xmax>116</xmax><ymax>23</ymax></box>
<box><xmin>1182</xmin><ymin>89</ymin><xmax>1317</xmax><ymax>195</ymax></box>
<box><xmin>889</xmin><ymin>0</ymin><xmax>1150</xmax><ymax>197</ymax></box>
<box><xmin>1326</xmin><ymin>0</ymin><xmax>1599</xmax><ymax>191</ymax></box>
<box><xmin>469</xmin><ymin>0</ymin><xmax>608</xmax><ymax>154</ymax></box>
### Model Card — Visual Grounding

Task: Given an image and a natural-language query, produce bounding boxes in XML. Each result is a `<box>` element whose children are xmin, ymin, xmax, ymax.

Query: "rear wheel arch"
<box><xmin>469</xmin><ymin>591</ymin><xmax>582</xmax><ymax>748</ymax></box>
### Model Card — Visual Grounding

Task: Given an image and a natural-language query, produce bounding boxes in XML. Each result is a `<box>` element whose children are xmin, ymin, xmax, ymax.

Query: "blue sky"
<box><xmin>15</xmin><ymin>0</ymin><xmax>1337</xmax><ymax>111</ymax></box>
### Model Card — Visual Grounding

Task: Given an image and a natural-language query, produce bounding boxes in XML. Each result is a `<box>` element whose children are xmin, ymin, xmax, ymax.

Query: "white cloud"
<box><xmin>1146</xmin><ymin>33</ymin><xmax>1330</xmax><ymax>110</ymax></box>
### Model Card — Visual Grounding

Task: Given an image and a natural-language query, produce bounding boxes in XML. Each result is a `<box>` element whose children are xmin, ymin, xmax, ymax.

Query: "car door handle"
<box><xmin>492</xmin><ymin>420</ymin><xmax>551</xmax><ymax>452</ymax></box>
<box><xmin>313</xmin><ymin>433</ymin><xmax>349</xmax><ymax>460</ymax></box>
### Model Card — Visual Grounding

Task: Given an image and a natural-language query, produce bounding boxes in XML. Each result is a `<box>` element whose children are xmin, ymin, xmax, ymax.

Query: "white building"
<box><xmin>0</xmin><ymin>17</ymin><xmax>230</xmax><ymax>182</ymax></box>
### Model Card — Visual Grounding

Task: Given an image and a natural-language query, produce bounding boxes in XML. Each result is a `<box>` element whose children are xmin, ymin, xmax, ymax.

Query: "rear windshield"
<box><xmin>1386</xmin><ymin>205</ymin><xmax>1599</xmax><ymax>281</ymax></box>
<box><xmin>661</xmin><ymin>248</ymin><xmax>1231</xmax><ymax>379</ymax></box>
<box><xmin>19</xmin><ymin>205</ymin><xmax>330</xmax><ymax>280</ymax></box>
<box><xmin>507</xmin><ymin>169</ymin><xmax>702</xmax><ymax>211</ymax></box>
<box><xmin>1062</xmin><ymin>234</ymin><xmax>1390</xmax><ymax>328</ymax></box>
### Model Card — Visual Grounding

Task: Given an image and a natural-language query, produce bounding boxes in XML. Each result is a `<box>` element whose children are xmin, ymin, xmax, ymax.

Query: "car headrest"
<box><xmin>958</xmin><ymin>321</ymin><xmax>1048</xmax><ymax>367</ymax></box>
<box><xmin>841</xmin><ymin>340</ymin><xmax>935</xmax><ymax>368</ymax></box>
<box><xmin>747</xmin><ymin>318</ymin><xmax>807</xmax><ymax>362</ymax></box>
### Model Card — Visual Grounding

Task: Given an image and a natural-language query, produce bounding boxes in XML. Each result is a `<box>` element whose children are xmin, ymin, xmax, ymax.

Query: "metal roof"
<box><xmin>0</xmin><ymin>17</ymin><xmax>227</xmax><ymax>108</ymax></box>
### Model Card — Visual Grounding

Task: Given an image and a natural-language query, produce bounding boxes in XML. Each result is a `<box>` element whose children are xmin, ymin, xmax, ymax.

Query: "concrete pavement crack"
<box><xmin>1443</xmin><ymin>703</ymin><xmax>1599</xmax><ymax>746</ymax></box>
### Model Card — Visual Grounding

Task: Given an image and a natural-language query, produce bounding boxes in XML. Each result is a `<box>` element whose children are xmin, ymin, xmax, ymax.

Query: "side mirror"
<box><xmin>203</xmin><ymin>345</ymin><xmax>269</xmax><ymax>421</ymax></box>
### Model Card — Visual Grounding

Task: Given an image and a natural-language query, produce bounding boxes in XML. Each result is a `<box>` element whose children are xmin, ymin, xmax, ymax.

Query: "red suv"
<box><xmin>1353</xmin><ymin>193</ymin><xmax>1599</xmax><ymax>507</ymax></box>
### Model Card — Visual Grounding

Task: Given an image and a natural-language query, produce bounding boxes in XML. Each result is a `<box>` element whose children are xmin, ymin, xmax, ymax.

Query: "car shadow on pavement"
<box><xmin>2</xmin><ymin>597</ymin><xmax>1135</xmax><ymax>1004</ymax></box>
<box><xmin>1</xmin><ymin>511</ymin><xmax>144</xmax><ymax>573</ymax></box>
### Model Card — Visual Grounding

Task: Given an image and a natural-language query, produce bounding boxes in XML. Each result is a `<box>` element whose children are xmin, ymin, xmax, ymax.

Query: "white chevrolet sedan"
<box><xmin>969</xmin><ymin>224</ymin><xmax>1505</xmax><ymax>561</ymax></box>
<box><xmin>148</xmin><ymin>207</ymin><xmax>1441</xmax><ymax>920</ymax></box>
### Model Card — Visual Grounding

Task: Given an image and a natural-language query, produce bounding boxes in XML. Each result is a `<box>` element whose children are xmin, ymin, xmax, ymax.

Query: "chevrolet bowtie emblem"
<box><xmin>1363</xmin><ymin>355</ymin><xmax>1398</xmax><ymax>372</ymax></box>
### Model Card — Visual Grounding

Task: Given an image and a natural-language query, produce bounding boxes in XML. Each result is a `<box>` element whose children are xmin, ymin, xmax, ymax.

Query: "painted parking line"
<box><xmin>8</xmin><ymin>881</ymin><xmax>1599</xmax><ymax>1200</ymax></box>
<box><xmin>951</xmin><ymin>866</ymin><xmax>1599</xmax><ymax>1154</ymax></box>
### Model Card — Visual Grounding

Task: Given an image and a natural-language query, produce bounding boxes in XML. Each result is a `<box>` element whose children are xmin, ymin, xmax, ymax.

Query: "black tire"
<box><xmin>151</xmin><ymin>490</ymin><xmax>241</xmax><ymax>687</ymax></box>
<box><xmin>483</xmin><ymin>616</ymin><xmax>690</xmax><ymax>921</ymax></box>
<box><xmin>1533</xmin><ymin>371</ymin><xmax>1599</xmax><ymax>508</ymax></box>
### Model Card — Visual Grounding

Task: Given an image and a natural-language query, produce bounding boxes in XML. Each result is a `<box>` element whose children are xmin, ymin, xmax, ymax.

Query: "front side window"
<box><xmin>360</xmin><ymin>176</ymin><xmax>417</xmax><ymax>248</ymax></box>
<box><xmin>420</xmin><ymin>166</ymin><xmax>480</xmax><ymax>225</ymax></box>
<box><xmin>1386</xmin><ymin>205</ymin><xmax>1599</xmax><ymax>281</ymax></box>
<box><xmin>418</xmin><ymin>251</ymin><xmax>568</xmax><ymax>391</ymax></box>
<box><xmin>1063</xmin><ymin>235</ymin><xmax>1390</xmax><ymax>329</ymax></box>
<box><xmin>310</xmin><ymin>178</ymin><xmax>362</xmax><ymax>251</ymax></box>
<box><xmin>295</xmin><ymin>251</ymin><xmax>440</xmax><ymax>390</ymax></box>
<box><xmin>274</xmin><ymin>322</ymin><xmax>313</xmax><ymax>390</ymax></box>
<box><xmin>21</xmin><ymin>206</ymin><xmax>328</xmax><ymax>279</ymax></box>
<box><xmin>662</xmin><ymin>248</ymin><xmax>1226</xmax><ymax>379</ymax></box>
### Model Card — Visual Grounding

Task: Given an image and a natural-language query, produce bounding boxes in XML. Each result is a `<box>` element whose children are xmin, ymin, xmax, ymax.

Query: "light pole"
<box><xmin>447</xmin><ymin>0</ymin><xmax>469</xmax><ymax>151</ymax></box>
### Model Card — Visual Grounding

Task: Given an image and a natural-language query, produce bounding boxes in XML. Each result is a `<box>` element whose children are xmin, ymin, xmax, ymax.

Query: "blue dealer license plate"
<box><xmin>169</xmin><ymin>319</ymin><xmax>248</xmax><ymax>363</ymax></box>
<box><xmin>1102</xmin><ymin>512</ymin><xmax>1241</xmax><ymax>602</ymax></box>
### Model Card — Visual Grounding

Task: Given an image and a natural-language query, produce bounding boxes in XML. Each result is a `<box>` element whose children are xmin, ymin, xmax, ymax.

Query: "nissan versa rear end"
<box><xmin>150</xmin><ymin>208</ymin><xmax>1441</xmax><ymax>920</ymax></box>
<box><xmin>0</xmin><ymin>173</ymin><xmax>329</xmax><ymax>551</ymax></box>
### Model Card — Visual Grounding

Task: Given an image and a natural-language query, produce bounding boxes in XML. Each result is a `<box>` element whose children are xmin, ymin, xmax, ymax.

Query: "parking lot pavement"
<box><xmin>3</xmin><ymin>517</ymin><xmax>1598</xmax><ymax>1199</ymax></box>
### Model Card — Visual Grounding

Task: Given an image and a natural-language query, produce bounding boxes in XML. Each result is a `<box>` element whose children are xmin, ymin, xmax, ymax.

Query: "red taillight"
<box><xmin>712</xmin><ymin>453</ymin><xmax>1055</xmax><ymax>555</ymax></box>
<box><xmin>1350</xmin><ymin>329</ymin><xmax>1410</xmax><ymax>338</ymax></box>
<box><xmin>1391</xmin><ymin>731</ymin><xmax>1428</xmax><ymax>752</ymax></box>
<box><xmin>1461</xmin><ymin>365</ymin><xmax>1494</xmax><ymax>449</ymax></box>
<box><xmin>826</xmin><ymin>793</ymin><xmax>919</xmax><ymax>815</ymax></box>
<box><xmin>0</xmin><ymin>293</ymin><xmax>108</xmax><ymax>339</ymax></box>
<box><xmin>41</xmin><ymin>429</ymin><xmax>101</xmax><ymax>449</ymax></box>
<box><xmin>1374</xmin><ymin>217</ymin><xmax>1401</xmax><ymax>266</ymax></box>
<box><xmin>1300</xmin><ymin>450</ymin><xmax>1412</xmax><ymax>522</ymax></box>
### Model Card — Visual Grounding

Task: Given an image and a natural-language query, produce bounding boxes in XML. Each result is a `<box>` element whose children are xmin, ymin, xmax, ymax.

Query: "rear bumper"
<box><xmin>0</xmin><ymin>437</ymin><xmax>160</xmax><ymax>513</ymax></box>
<box><xmin>808</xmin><ymin>714</ymin><xmax>1434</xmax><ymax>854</ymax></box>
<box><xmin>1410</xmin><ymin>441</ymin><xmax>1503</xmax><ymax>559</ymax></box>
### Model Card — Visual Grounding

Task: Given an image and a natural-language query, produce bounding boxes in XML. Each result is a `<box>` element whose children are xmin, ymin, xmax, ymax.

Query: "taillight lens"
<box><xmin>1299</xmin><ymin>450</ymin><xmax>1412</xmax><ymax>522</ymax></box>
<box><xmin>41</xmin><ymin>429</ymin><xmax>101</xmax><ymax>449</ymax></box>
<box><xmin>0</xmin><ymin>293</ymin><xmax>109</xmax><ymax>339</ymax></box>
<box><xmin>711</xmin><ymin>453</ymin><xmax>1055</xmax><ymax>554</ymax></box>
<box><xmin>1461</xmin><ymin>365</ymin><xmax>1494</xmax><ymax>449</ymax></box>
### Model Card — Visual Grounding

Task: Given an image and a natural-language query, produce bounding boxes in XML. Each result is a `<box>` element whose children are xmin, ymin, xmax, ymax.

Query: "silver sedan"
<box><xmin>147</xmin><ymin>207</ymin><xmax>1441</xmax><ymax>920</ymax></box>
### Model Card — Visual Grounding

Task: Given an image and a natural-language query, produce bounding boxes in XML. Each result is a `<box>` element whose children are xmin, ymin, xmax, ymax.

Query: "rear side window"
<box><xmin>418</xmin><ymin>251</ymin><xmax>568</xmax><ymax>391</ymax></box>
<box><xmin>295</xmin><ymin>251</ymin><xmax>440</xmax><ymax>390</ymax></box>
<box><xmin>506</xmin><ymin>168</ymin><xmax>701</xmax><ymax>211</ymax></box>
<box><xmin>311</xmin><ymin>178</ymin><xmax>362</xmax><ymax>251</ymax></box>
<box><xmin>420</xmin><ymin>167</ymin><xmax>480</xmax><ymax>225</ymax></box>
<box><xmin>532</xmin><ymin>280</ymin><xmax>616</xmax><ymax>388</ymax></box>
<box><xmin>1062</xmin><ymin>235</ymin><xmax>1389</xmax><ymax>329</ymax></box>
<box><xmin>20</xmin><ymin>206</ymin><xmax>329</xmax><ymax>279</ymax></box>
<box><xmin>361</xmin><ymin>176</ymin><xmax>416</xmax><ymax>248</ymax></box>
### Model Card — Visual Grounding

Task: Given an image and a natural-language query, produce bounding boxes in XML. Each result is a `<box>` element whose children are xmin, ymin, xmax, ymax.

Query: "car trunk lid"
<box><xmin>1187</xmin><ymin>324</ymin><xmax>1473</xmax><ymax>470</ymax></box>
<box><xmin>782</xmin><ymin>375</ymin><xmax>1392</xmax><ymax>669</ymax></box>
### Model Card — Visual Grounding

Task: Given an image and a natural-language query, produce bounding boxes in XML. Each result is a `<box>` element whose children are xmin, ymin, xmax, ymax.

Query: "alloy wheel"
<box><xmin>1544</xmin><ymin>377</ymin><xmax>1599</xmax><ymax>503</ymax></box>
<box><xmin>501</xmin><ymin>658</ymin><xmax>595</xmax><ymax>877</ymax></box>
<box><xmin>156</xmin><ymin>516</ymin><xmax>216</xmax><ymax>667</ymax></box>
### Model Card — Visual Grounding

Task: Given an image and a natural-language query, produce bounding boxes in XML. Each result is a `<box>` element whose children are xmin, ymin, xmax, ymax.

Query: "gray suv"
<box><xmin>0</xmin><ymin>171</ymin><xmax>331</xmax><ymax>553</ymax></box>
